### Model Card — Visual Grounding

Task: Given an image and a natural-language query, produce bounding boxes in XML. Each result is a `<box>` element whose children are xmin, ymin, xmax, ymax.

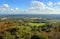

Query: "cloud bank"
<box><xmin>0</xmin><ymin>0</ymin><xmax>60</xmax><ymax>14</ymax></box>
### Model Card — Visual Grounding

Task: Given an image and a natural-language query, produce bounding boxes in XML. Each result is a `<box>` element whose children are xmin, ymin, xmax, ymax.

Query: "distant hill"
<box><xmin>0</xmin><ymin>14</ymin><xmax>60</xmax><ymax>20</ymax></box>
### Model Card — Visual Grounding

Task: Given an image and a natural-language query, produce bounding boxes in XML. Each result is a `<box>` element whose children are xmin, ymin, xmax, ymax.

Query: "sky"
<box><xmin>0</xmin><ymin>0</ymin><xmax>60</xmax><ymax>14</ymax></box>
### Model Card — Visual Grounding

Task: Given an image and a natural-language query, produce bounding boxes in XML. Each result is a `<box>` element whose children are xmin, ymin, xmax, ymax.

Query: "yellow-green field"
<box><xmin>28</xmin><ymin>23</ymin><xmax>46</xmax><ymax>27</ymax></box>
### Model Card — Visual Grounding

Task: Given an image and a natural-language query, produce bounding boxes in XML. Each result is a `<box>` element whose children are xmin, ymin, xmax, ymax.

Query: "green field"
<box><xmin>28</xmin><ymin>23</ymin><xmax>46</xmax><ymax>27</ymax></box>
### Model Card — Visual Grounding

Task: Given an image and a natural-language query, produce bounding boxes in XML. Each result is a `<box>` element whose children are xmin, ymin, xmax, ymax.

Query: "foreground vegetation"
<box><xmin>0</xmin><ymin>18</ymin><xmax>60</xmax><ymax>39</ymax></box>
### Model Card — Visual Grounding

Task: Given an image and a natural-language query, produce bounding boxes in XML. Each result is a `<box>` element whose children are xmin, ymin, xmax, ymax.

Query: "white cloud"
<box><xmin>55</xmin><ymin>2</ymin><xmax>60</xmax><ymax>6</ymax></box>
<box><xmin>26</xmin><ymin>0</ymin><xmax>60</xmax><ymax>14</ymax></box>
<box><xmin>30</xmin><ymin>0</ymin><xmax>46</xmax><ymax>10</ymax></box>
<box><xmin>15</xmin><ymin>8</ymin><xmax>18</xmax><ymax>10</ymax></box>
<box><xmin>47</xmin><ymin>1</ymin><xmax>60</xmax><ymax>6</ymax></box>
<box><xmin>0</xmin><ymin>4</ymin><xmax>10</xmax><ymax>13</ymax></box>
<box><xmin>11</xmin><ymin>8</ymin><xmax>14</xmax><ymax>11</ymax></box>
<box><xmin>0</xmin><ymin>0</ymin><xmax>60</xmax><ymax>14</ymax></box>
<box><xmin>3</xmin><ymin>4</ymin><xmax>9</xmax><ymax>8</ymax></box>
<box><xmin>47</xmin><ymin>1</ymin><xmax>53</xmax><ymax>6</ymax></box>
<box><xmin>0</xmin><ymin>4</ymin><xmax>9</xmax><ymax>11</ymax></box>
<box><xmin>24</xmin><ymin>0</ymin><xmax>55</xmax><ymax>14</ymax></box>
<box><xmin>0</xmin><ymin>4</ymin><xmax>21</xmax><ymax>14</ymax></box>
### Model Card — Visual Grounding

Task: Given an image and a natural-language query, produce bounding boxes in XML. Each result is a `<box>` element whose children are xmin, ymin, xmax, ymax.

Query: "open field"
<box><xmin>28</xmin><ymin>23</ymin><xmax>46</xmax><ymax>27</ymax></box>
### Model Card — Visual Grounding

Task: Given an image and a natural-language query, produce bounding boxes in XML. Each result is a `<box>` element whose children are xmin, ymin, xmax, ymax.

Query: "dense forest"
<box><xmin>0</xmin><ymin>15</ymin><xmax>60</xmax><ymax>39</ymax></box>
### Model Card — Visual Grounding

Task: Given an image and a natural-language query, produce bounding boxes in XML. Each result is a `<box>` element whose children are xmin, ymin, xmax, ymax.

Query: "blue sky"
<box><xmin>0</xmin><ymin>0</ymin><xmax>60</xmax><ymax>14</ymax></box>
<box><xmin>0</xmin><ymin>0</ymin><xmax>32</xmax><ymax>10</ymax></box>
<box><xmin>0</xmin><ymin>0</ymin><xmax>59</xmax><ymax>10</ymax></box>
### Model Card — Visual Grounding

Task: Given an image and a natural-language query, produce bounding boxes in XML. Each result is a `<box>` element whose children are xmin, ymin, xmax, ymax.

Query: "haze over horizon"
<box><xmin>0</xmin><ymin>0</ymin><xmax>60</xmax><ymax>14</ymax></box>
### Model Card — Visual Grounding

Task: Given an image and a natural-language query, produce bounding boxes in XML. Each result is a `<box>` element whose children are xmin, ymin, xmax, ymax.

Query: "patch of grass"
<box><xmin>28</xmin><ymin>23</ymin><xmax>46</xmax><ymax>27</ymax></box>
